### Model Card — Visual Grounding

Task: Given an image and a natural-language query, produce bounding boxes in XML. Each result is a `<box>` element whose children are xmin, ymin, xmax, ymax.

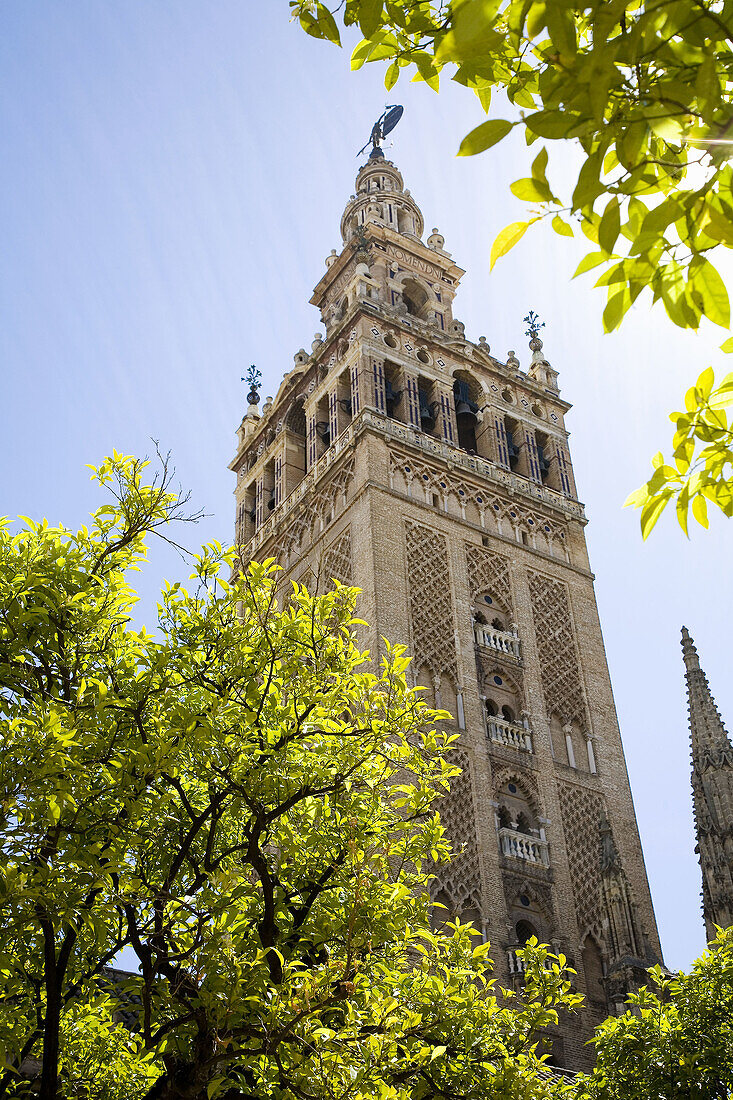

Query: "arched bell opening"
<box><xmin>314</xmin><ymin>394</ymin><xmax>331</xmax><ymax>457</ymax></box>
<box><xmin>416</xmin><ymin>375</ymin><xmax>440</xmax><ymax>438</ymax></box>
<box><xmin>453</xmin><ymin>371</ymin><xmax>481</xmax><ymax>454</ymax></box>
<box><xmin>283</xmin><ymin>397</ymin><xmax>307</xmax><ymax>496</ymax></box>
<box><xmin>384</xmin><ymin>361</ymin><xmax>405</xmax><ymax>423</ymax></box>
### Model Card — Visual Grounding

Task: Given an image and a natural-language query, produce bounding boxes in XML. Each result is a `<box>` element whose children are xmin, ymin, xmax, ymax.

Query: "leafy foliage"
<box><xmin>290</xmin><ymin>0</ymin><xmax>733</xmax><ymax>531</ymax></box>
<box><xmin>577</xmin><ymin>926</ymin><xmax>733</xmax><ymax>1100</ymax></box>
<box><xmin>626</xmin><ymin>366</ymin><xmax>733</xmax><ymax>535</ymax></box>
<box><xmin>58</xmin><ymin>997</ymin><xmax>160</xmax><ymax>1100</ymax></box>
<box><xmin>0</xmin><ymin>454</ymin><xmax>580</xmax><ymax>1100</ymax></box>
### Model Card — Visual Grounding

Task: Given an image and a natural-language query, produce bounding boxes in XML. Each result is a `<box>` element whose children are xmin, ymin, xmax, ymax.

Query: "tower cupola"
<box><xmin>340</xmin><ymin>157</ymin><xmax>424</xmax><ymax>244</ymax></box>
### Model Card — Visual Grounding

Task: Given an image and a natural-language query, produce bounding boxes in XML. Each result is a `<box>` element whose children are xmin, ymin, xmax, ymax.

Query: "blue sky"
<box><xmin>2</xmin><ymin>2</ymin><xmax>731</xmax><ymax>971</ymax></box>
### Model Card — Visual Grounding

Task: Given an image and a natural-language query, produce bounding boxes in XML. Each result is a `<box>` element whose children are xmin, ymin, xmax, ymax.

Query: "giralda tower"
<box><xmin>230</xmin><ymin>136</ymin><xmax>662</xmax><ymax>1068</ymax></box>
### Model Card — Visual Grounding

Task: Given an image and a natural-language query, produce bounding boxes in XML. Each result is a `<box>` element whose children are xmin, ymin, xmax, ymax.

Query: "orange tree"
<box><xmin>0</xmin><ymin>454</ymin><xmax>580</xmax><ymax>1100</ymax></box>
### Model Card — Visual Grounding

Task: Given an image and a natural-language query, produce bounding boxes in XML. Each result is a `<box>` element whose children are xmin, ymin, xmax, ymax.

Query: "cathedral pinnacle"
<box><xmin>681</xmin><ymin>627</ymin><xmax>733</xmax><ymax>939</ymax></box>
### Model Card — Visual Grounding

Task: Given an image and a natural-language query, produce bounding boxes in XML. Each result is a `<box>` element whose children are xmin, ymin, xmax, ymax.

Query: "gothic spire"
<box><xmin>681</xmin><ymin>626</ymin><xmax>733</xmax><ymax>939</ymax></box>
<box><xmin>682</xmin><ymin>626</ymin><xmax>733</xmax><ymax>766</ymax></box>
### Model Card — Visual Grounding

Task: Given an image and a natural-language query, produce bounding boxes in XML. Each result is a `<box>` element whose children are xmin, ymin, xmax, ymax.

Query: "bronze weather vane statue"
<box><xmin>357</xmin><ymin>105</ymin><xmax>404</xmax><ymax>158</ymax></box>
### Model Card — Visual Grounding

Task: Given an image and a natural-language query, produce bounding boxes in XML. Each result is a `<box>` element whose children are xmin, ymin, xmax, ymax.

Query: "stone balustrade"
<box><xmin>474</xmin><ymin>623</ymin><xmax>522</xmax><ymax>659</ymax></box>
<box><xmin>487</xmin><ymin>716</ymin><xmax>533</xmax><ymax>753</ymax></box>
<box><xmin>366</xmin><ymin>408</ymin><xmax>585</xmax><ymax>518</ymax></box>
<box><xmin>507</xmin><ymin>948</ymin><xmax>526</xmax><ymax>975</ymax></box>
<box><xmin>498</xmin><ymin>827</ymin><xmax>549</xmax><ymax>866</ymax></box>
<box><xmin>237</xmin><ymin>404</ymin><xmax>585</xmax><ymax>560</ymax></box>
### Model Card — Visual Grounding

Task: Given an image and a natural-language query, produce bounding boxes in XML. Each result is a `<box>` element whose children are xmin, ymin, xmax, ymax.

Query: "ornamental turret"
<box><xmin>682</xmin><ymin>627</ymin><xmax>733</xmax><ymax>939</ymax></box>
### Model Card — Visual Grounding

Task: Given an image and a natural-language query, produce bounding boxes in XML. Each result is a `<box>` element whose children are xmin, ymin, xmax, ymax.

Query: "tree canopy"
<box><xmin>291</xmin><ymin>0</ymin><xmax>733</xmax><ymax>536</ymax></box>
<box><xmin>578</xmin><ymin>926</ymin><xmax>733</xmax><ymax>1100</ymax></box>
<box><xmin>0</xmin><ymin>453</ymin><xmax>580</xmax><ymax>1100</ymax></box>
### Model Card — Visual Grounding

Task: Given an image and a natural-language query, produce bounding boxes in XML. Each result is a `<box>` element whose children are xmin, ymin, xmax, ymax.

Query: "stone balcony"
<box><xmin>487</xmin><ymin>715</ymin><xmax>533</xmax><ymax>753</ymax></box>
<box><xmin>474</xmin><ymin>623</ymin><xmax>522</xmax><ymax>660</ymax></box>
<box><xmin>498</xmin><ymin>827</ymin><xmax>550</xmax><ymax>867</ymax></box>
<box><xmin>507</xmin><ymin>948</ymin><xmax>527</xmax><ymax>975</ymax></box>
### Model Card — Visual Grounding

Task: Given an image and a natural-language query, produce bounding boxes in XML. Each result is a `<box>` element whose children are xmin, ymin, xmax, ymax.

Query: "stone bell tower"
<box><xmin>229</xmin><ymin>139</ymin><xmax>662</xmax><ymax>1068</ymax></box>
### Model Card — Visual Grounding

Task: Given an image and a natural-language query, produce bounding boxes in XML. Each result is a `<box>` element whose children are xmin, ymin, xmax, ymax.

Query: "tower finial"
<box><xmin>523</xmin><ymin>309</ymin><xmax>545</xmax><ymax>341</ymax></box>
<box><xmin>357</xmin><ymin>105</ymin><xmax>404</xmax><ymax>160</ymax></box>
<box><xmin>242</xmin><ymin>365</ymin><xmax>262</xmax><ymax>409</ymax></box>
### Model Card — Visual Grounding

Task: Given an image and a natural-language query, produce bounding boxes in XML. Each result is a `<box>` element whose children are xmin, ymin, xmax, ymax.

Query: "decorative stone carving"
<box><xmin>558</xmin><ymin>782</ymin><xmax>605</xmax><ymax>933</ymax></box>
<box><xmin>388</xmin><ymin>449</ymin><xmax>569</xmax><ymax>556</ymax></box>
<box><xmin>321</xmin><ymin>526</ymin><xmax>352</xmax><ymax>587</ymax></box>
<box><xmin>528</xmin><ymin>571</ymin><xmax>586</xmax><ymax>727</ymax></box>
<box><xmin>465</xmin><ymin>543</ymin><xmax>513</xmax><ymax>614</ymax></box>
<box><xmin>272</xmin><ymin>457</ymin><xmax>355</xmax><ymax>567</ymax></box>
<box><xmin>432</xmin><ymin>746</ymin><xmax>482</xmax><ymax>913</ymax></box>
<box><xmin>405</xmin><ymin>519</ymin><xmax>458</xmax><ymax>681</ymax></box>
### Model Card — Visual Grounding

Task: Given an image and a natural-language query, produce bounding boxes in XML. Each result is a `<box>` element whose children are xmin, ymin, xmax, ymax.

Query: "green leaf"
<box><xmin>603</xmin><ymin>290</ymin><xmax>631</xmax><ymax>332</ymax></box>
<box><xmin>598</xmin><ymin>197</ymin><xmax>621</xmax><ymax>254</ymax></box>
<box><xmin>510</xmin><ymin>177</ymin><xmax>552</xmax><ymax>202</ymax></box>
<box><xmin>641</xmin><ymin>494</ymin><xmax>670</xmax><ymax>539</ymax></box>
<box><xmin>490</xmin><ymin>221</ymin><xmax>532</xmax><ymax>269</ymax></box>
<box><xmin>689</xmin><ymin>256</ymin><xmax>730</xmax><ymax>328</ymax></box>
<box><xmin>692</xmin><ymin>494</ymin><xmax>709</xmax><ymax>528</ymax></box>
<box><xmin>458</xmin><ymin>118</ymin><xmax>513</xmax><ymax>156</ymax></box>
<box><xmin>430</xmin><ymin>1045</ymin><xmax>448</xmax><ymax>1061</ymax></box>
<box><xmin>525</xmin><ymin>109</ymin><xmax>582</xmax><ymax>139</ymax></box>
<box><xmin>531</xmin><ymin>146</ymin><xmax>549</xmax><ymax>183</ymax></box>
<box><xmin>696</xmin><ymin>367</ymin><xmax>715</xmax><ymax>399</ymax></box>
<box><xmin>552</xmin><ymin>214</ymin><xmax>574</xmax><ymax>237</ymax></box>
<box><xmin>358</xmin><ymin>0</ymin><xmax>384</xmax><ymax>38</ymax></box>
<box><xmin>299</xmin><ymin>3</ymin><xmax>341</xmax><ymax>45</ymax></box>
<box><xmin>719</xmin><ymin>337</ymin><xmax>733</xmax><ymax>353</ymax></box>
<box><xmin>572</xmin><ymin>152</ymin><xmax>604</xmax><ymax>211</ymax></box>
<box><xmin>573</xmin><ymin>251</ymin><xmax>607</xmax><ymax>277</ymax></box>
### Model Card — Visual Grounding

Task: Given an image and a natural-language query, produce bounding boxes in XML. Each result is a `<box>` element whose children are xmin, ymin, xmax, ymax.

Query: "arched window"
<box><xmin>401</xmin><ymin>278</ymin><xmax>431</xmax><ymax>320</ymax></box>
<box><xmin>384</xmin><ymin>361</ymin><xmax>404</xmax><ymax>422</ymax></box>
<box><xmin>283</xmin><ymin>398</ymin><xmax>307</xmax><ymax>496</ymax></box>
<box><xmin>453</xmin><ymin>372</ymin><xmax>481</xmax><ymax>453</ymax></box>
<box><xmin>285</xmin><ymin>399</ymin><xmax>306</xmax><ymax>437</ymax></box>
<box><xmin>496</xmin><ymin>780</ymin><xmax>549</xmax><ymax>865</ymax></box>
<box><xmin>535</xmin><ymin>429</ymin><xmax>553</xmax><ymax>485</ymax></box>
<box><xmin>515</xmin><ymin>918</ymin><xmax>538</xmax><ymax>945</ymax></box>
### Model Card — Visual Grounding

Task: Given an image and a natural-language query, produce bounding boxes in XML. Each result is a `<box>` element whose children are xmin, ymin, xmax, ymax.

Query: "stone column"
<box><xmin>435</xmin><ymin>381</ymin><xmax>457</xmax><ymax>445</ymax></box>
<box><xmin>306</xmin><ymin>411</ymin><xmax>318</xmax><ymax>471</ymax></box>
<box><xmin>404</xmin><ymin>371</ymin><xmax>421</xmax><ymax>428</ymax></box>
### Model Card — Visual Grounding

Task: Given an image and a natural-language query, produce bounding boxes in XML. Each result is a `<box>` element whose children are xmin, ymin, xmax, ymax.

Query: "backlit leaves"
<box><xmin>490</xmin><ymin>219</ymin><xmax>534</xmax><ymax>267</ymax></box>
<box><xmin>626</xmin><ymin>368</ymin><xmax>733</xmax><ymax>536</ymax></box>
<box><xmin>0</xmin><ymin>456</ymin><xmax>583</xmax><ymax>1100</ymax></box>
